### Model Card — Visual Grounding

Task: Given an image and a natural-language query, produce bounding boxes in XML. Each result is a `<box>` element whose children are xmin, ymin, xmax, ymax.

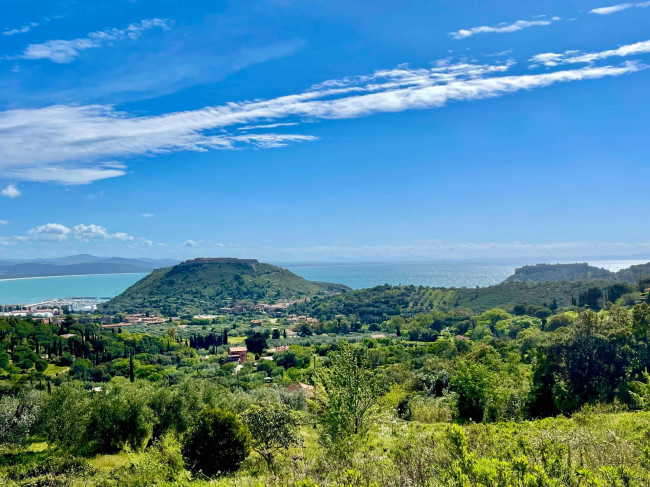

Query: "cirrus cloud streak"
<box><xmin>0</xmin><ymin>51</ymin><xmax>646</xmax><ymax>184</ymax></box>
<box><xmin>531</xmin><ymin>39</ymin><xmax>650</xmax><ymax>67</ymax></box>
<box><xmin>450</xmin><ymin>18</ymin><xmax>559</xmax><ymax>39</ymax></box>
<box><xmin>17</xmin><ymin>18</ymin><xmax>170</xmax><ymax>63</ymax></box>
<box><xmin>590</xmin><ymin>2</ymin><xmax>650</xmax><ymax>15</ymax></box>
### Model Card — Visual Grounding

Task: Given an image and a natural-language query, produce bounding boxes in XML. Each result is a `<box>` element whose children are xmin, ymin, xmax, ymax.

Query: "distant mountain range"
<box><xmin>0</xmin><ymin>254</ymin><xmax>179</xmax><ymax>279</ymax></box>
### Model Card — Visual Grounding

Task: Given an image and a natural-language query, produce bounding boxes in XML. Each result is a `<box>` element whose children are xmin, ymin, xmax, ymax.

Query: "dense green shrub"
<box><xmin>181</xmin><ymin>407</ymin><xmax>251</xmax><ymax>477</ymax></box>
<box><xmin>41</xmin><ymin>384</ymin><xmax>92</xmax><ymax>450</ymax></box>
<box><xmin>0</xmin><ymin>389</ymin><xmax>44</xmax><ymax>449</ymax></box>
<box><xmin>86</xmin><ymin>379</ymin><xmax>154</xmax><ymax>453</ymax></box>
<box><xmin>242</xmin><ymin>402</ymin><xmax>299</xmax><ymax>471</ymax></box>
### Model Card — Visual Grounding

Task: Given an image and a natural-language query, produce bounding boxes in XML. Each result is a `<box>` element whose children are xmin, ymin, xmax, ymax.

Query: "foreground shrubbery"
<box><xmin>3</xmin><ymin>299</ymin><xmax>650</xmax><ymax>484</ymax></box>
<box><xmin>3</xmin><ymin>407</ymin><xmax>650</xmax><ymax>486</ymax></box>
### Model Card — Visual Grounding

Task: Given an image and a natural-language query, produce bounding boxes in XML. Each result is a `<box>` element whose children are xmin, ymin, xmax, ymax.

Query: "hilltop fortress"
<box><xmin>179</xmin><ymin>258</ymin><xmax>259</xmax><ymax>266</ymax></box>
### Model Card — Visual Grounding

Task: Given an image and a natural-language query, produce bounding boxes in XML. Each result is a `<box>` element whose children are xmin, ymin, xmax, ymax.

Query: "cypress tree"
<box><xmin>129</xmin><ymin>352</ymin><xmax>135</xmax><ymax>382</ymax></box>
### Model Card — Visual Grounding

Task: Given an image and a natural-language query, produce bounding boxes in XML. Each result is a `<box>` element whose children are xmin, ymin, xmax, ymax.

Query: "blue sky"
<box><xmin>0</xmin><ymin>0</ymin><xmax>649</xmax><ymax>262</ymax></box>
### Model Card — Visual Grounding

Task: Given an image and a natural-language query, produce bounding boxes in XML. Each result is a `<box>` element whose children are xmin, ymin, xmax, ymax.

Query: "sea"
<box><xmin>0</xmin><ymin>260</ymin><xmax>646</xmax><ymax>305</ymax></box>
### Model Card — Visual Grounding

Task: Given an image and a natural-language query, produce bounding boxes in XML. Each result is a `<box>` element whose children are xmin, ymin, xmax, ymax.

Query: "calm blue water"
<box><xmin>288</xmin><ymin>262</ymin><xmax>518</xmax><ymax>289</ymax></box>
<box><xmin>288</xmin><ymin>260</ymin><xmax>647</xmax><ymax>290</ymax></box>
<box><xmin>0</xmin><ymin>260</ymin><xmax>646</xmax><ymax>304</ymax></box>
<box><xmin>0</xmin><ymin>273</ymin><xmax>147</xmax><ymax>305</ymax></box>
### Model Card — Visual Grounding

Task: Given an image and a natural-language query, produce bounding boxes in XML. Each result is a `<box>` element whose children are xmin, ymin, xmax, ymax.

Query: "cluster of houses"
<box><xmin>225</xmin><ymin>344</ymin><xmax>314</xmax><ymax>395</ymax></box>
<box><xmin>218</xmin><ymin>301</ymin><xmax>299</xmax><ymax>314</ymax></box>
<box><xmin>286</xmin><ymin>314</ymin><xmax>318</xmax><ymax>324</ymax></box>
<box><xmin>0</xmin><ymin>308</ymin><xmax>63</xmax><ymax>324</ymax></box>
<box><xmin>225</xmin><ymin>344</ymin><xmax>292</xmax><ymax>364</ymax></box>
<box><xmin>100</xmin><ymin>313</ymin><xmax>168</xmax><ymax>328</ymax></box>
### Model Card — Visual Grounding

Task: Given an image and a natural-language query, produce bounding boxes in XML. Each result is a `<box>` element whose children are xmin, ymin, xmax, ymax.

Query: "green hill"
<box><xmin>503</xmin><ymin>262</ymin><xmax>650</xmax><ymax>284</ymax></box>
<box><xmin>100</xmin><ymin>258</ymin><xmax>349</xmax><ymax>315</ymax></box>
<box><xmin>288</xmin><ymin>280</ymin><xmax>616</xmax><ymax>322</ymax></box>
<box><xmin>503</xmin><ymin>263</ymin><xmax>614</xmax><ymax>283</ymax></box>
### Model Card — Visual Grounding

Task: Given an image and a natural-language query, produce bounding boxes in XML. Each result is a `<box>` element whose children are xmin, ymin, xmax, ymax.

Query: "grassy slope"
<box><xmin>6</xmin><ymin>410</ymin><xmax>650</xmax><ymax>486</ymax></box>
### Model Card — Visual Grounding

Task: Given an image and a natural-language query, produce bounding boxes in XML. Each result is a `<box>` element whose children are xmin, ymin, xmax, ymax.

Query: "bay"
<box><xmin>287</xmin><ymin>262</ymin><xmax>518</xmax><ymax>290</ymax></box>
<box><xmin>0</xmin><ymin>259</ymin><xmax>646</xmax><ymax>304</ymax></box>
<box><xmin>0</xmin><ymin>273</ymin><xmax>148</xmax><ymax>305</ymax></box>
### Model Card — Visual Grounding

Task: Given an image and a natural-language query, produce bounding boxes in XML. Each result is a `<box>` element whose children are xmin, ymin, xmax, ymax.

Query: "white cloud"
<box><xmin>27</xmin><ymin>223</ymin><xmax>71</xmax><ymax>241</ymax></box>
<box><xmin>18</xmin><ymin>222</ymin><xmax>135</xmax><ymax>243</ymax></box>
<box><xmin>450</xmin><ymin>18</ymin><xmax>559</xmax><ymax>39</ymax></box>
<box><xmin>3</xmin><ymin>21</ymin><xmax>40</xmax><ymax>36</ymax></box>
<box><xmin>72</xmin><ymin>224</ymin><xmax>134</xmax><ymax>241</ymax></box>
<box><xmin>590</xmin><ymin>2</ymin><xmax>650</xmax><ymax>15</ymax></box>
<box><xmin>142</xmin><ymin>213</ymin><xmax>155</xmax><ymax>218</ymax></box>
<box><xmin>0</xmin><ymin>164</ymin><xmax>127</xmax><ymax>185</ymax></box>
<box><xmin>237</xmin><ymin>122</ymin><xmax>300</xmax><ymax>131</ymax></box>
<box><xmin>18</xmin><ymin>18</ymin><xmax>169</xmax><ymax>63</ymax></box>
<box><xmin>0</xmin><ymin>46</ymin><xmax>645</xmax><ymax>185</ymax></box>
<box><xmin>531</xmin><ymin>39</ymin><xmax>650</xmax><ymax>66</ymax></box>
<box><xmin>0</xmin><ymin>220</ymin><xmax>8</xmax><ymax>225</ymax></box>
<box><xmin>184</xmin><ymin>240</ymin><xmax>197</xmax><ymax>248</ymax></box>
<box><xmin>1</xmin><ymin>184</ymin><xmax>21</xmax><ymax>197</ymax></box>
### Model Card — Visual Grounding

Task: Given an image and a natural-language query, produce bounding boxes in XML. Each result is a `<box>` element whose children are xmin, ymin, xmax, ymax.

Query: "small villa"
<box><xmin>227</xmin><ymin>346</ymin><xmax>248</xmax><ymax>363</ymax></box>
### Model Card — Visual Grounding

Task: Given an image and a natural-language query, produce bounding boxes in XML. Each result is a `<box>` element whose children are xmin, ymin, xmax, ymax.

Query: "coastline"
<box><xmin>0</xmin><ymin>272</ymin><xmax>147</xmax><ymax>282</ymax></box>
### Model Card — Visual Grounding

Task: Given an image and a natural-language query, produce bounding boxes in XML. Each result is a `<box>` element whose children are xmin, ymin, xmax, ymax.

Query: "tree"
<box><xmin>632</xmin><ymin>303</ymin><xmax>650</xmax><ymax>339</ymax></box>
<box><xmin>35</xmin><ymin>359</ymin><xmax>48</xmax><ymax>373</ymax></box>
<box><xmin>0</xmin><ymin>352</ymin><xmax>10</xmax><ymax>370</ymax></box>
<box><xmin>245</xmin><ymin>332</ymin><xmax>268</xmax><ymax>355</ymax></box>
<box><xmin>578</xmin><ymin>287</ymin><xmax>604</xmax><ymax>310</ymax></box>
<box><xmin>181</xmin><ymin>408</ymin><xmax>250</xmax><ymax>477</ymax></box>
<box><xmin>129</xmin><ymin>353</ymin><xmax>135</xmax><ymax>383</ymax></box>
<box><xmin>314</xmin><ymin>342</ymin><xmax>382</xmax><ymax>442</ymax></box>
<box><xmin>70</xmin><ymin>358</ymin><xmax>93</xmax><ymax>381</ymax></box>
<box><xmin>450</xmin><ymin>360</ymin><xmax>495</xmax><ymax>422</ymax></box>
<box><xmin>242</xmin><ymin>402</ymin><xmax>299</xmax><ymax>472</ymax></box>
<box><xmin>629</xmin><ymin>369</ymin><xmax>650</xmax><ymax>410</ymax></box>
<box><xmin>86</xmin><ymin>379</ymin><xmax>153</xmax><ymax>453</ymax></box>
<box><xmin>530</xmin><ymin>310</ymin><xmax>634</xmax><ymax>416</ymax></box>
<box><xmin>298</xmin><ymin>323</ymin><xmax>312</xmax><ymax>337</ymax></box>
<box><xmin>42</xmin><ymin>383</ymin><xmax>92</xmax><ymax>450</ymax></box>
<box><xmin>166</xmin><ymin>327</ymin><xmax>178</xmax><ymax>340</ymax></box>
<box><xmin>0</xmin><ymin>389</ymin><xmax>43</xmax><ymax>450</ymax></box>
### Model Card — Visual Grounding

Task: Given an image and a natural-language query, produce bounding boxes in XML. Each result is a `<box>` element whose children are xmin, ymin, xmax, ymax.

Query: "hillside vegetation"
<box><xmin>100</xmin><ymin>258</ymin><xmax>350</xmax><ymax>315</ymax></box>
<box><xmin>288</xmin><ymin>280</ymin><xmax>628</xmax><ymax>322</ymax></box>
<box><xmin>504</xmin><ymin>261</ymin><xmax>650</xmax><ymax>283</ymax></box>
<box><xmin>287</xmin><ymin>261</ymin><xmax>650</xmax><ymax>323</ymax></box>
<box><xmin>3</xmin><ymin>297</ymin><xmax>650</xmax><ymax>485</ymax></box>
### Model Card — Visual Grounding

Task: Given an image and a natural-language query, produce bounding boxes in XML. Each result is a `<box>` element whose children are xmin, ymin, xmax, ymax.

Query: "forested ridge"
<box><xmin>289</xmin><ymin>278</ymin><xmax>649</xmax><ymax>322</ymax></box>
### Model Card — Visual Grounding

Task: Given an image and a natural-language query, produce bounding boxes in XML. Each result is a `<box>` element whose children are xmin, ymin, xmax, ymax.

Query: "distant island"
<box><xmin>0</xmin><ymin>254</ymin><xmax>179</xmax><ymax>280</ymax></box>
